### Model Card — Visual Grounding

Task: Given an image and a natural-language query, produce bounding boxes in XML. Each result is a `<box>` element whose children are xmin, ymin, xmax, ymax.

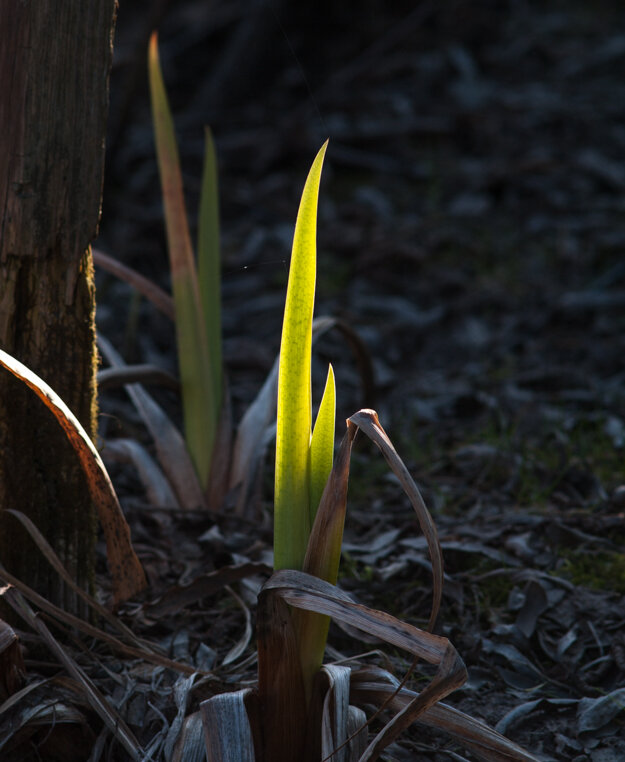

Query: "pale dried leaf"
<box><xmin>318</xmin><ymin>665</ymin><xmax>359</xmax><ymax>762</ymax></box>
<box><xmin>577</xmin><ymin>687</ymin><xmax>625</xmax><ymax>734</ymax></box>
<box><xmin>346</xmin><ymin>705</ymin><xmax>368</xmax><ymax>761</ymax></box>
<box><xmin>98</xmin><ymin>335</ymin><xmax>205</xmax><ymax>510</ymax></box>
<box><xmin>0</xmin><ymin>699</ymin><xmax>87</xmax><ymax>754</ymax></box>
<box><xmin>172</xmin><ymin>711</ymin><xmax>206</xmax><ymax>762</ymax></box>
<box><xmin>0</xmin><ymin>677</ymin><xmax>49</xmax><ymax>716</ymax></box>
<box><xmin>201</xmin><ymin>689</ymin><xmax>256</xmax><ymax>762</ymax></box>
<box><xmin>163</xmin><ymin>672</ymin><xmax>199</xmax><ymax>761</ymax></box>
<box><xmin>229</xmin><ymin>356</ymin><xmax>279</xmax><ymax>516</ymax></box>
<box><xmin>101</xmin><ymin>439</ymin><xmax>180</xmax><ymax>509</ymax></box>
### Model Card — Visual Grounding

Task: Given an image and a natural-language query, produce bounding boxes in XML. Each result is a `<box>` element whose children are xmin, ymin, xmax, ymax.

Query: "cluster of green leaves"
<box><xmin>274</xmin><ymin>142</ymin><xmax>335</xmax><ymax>574</ymax></box>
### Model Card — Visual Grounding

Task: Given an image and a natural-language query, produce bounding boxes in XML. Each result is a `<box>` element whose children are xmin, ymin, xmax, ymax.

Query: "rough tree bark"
<box><xmin>0</xmin><ymin>2</ymin><xmax>117</xmax><ymax>612</ymax></box>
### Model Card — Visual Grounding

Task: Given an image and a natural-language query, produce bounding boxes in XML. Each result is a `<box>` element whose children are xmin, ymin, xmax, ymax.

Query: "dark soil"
<box><xmin>10</xmin><ymin>2</ymin><xmax>625</xmax><ymax>760</ymax></box>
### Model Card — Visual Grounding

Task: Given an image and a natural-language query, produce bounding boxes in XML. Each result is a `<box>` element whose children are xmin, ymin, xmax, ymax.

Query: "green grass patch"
<box><xmin>556</xmin><ymin>550</ymin><xmax>625</xmax><ymax>595</ymax></box>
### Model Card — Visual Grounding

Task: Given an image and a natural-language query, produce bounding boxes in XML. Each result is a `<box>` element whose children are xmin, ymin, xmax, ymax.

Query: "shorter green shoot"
<box><xmin>148</xmin><ymin>32</ymin><xmax>222</xmax><ymax>493</ymax></box>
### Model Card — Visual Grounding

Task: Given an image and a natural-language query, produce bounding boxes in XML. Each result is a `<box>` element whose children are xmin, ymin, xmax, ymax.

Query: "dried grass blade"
<box><xmin>0</xmin><ymin>567</ymin><xmax>198</xmax><ymax>676</ymax></box>
<box><xmin>201</xmin><ymin>689</ymin><xmax>256</xmax><ymax>762</ymax></box>
<box><xmin>0</xmin><ymin>349</ymin><xmax>145</xmax><ymax>606</ymax></box>
<box><xmin>5</xmin><ymin>510</ymin><xmax>135</xmax><ymax>636</ymax></box>
<box><xmin>265</xmin><ymin>571</ymin><xmax>452</xmax><ymax>665</ymax></box>
<box><xmin>350</xmin><ymin>670</ymin><xmax>539</xmax><ymax>762</ymax></box>
<box><xmin>346</xmin><ymin>705</ymin><xmax>368</xmax><ymax>761</ymax></box>
<box><xmin>92</xmin><ymin>248</ymin><xmax>175</xmax><ymax>319</ymax></box>
<box><xmin>347</xmin><ymin>409</ymin><xmax>443</xmax><ymax>632</ymax></box>
<box><xmin>303</xmin><ymin>423</ymin><xmax>356</xmax><ymax>585</ymax></box>
<box><xmin>1</xmin><ymin>586</ymin><xmax>144</xmax><ymax>761</ymax></box>
<box><xmin>221</xmin><ymin>585</ymin><xmax>253</xmax><ymax>667</ymax></box>
<box><xmin>0</xmin><ymin>700</ymin><xmax>87</xmax><ymax>755</ymax></box>
<box><xmin>98</xmin><ymin>364</ymin><xmax>179</xmax><ymax>392</ymax></box>
<box><xmin>0</xmin><ymin>676</ymin><xmax>49</xmax><ymax>717</ymax></box>
<box><xmin>359</xmin><ymin>645</ymin><xmax>466</xmax><ymax>761</ymax></box>
<box><xmin>98</xmin><ymin>335</ymin><xmax>205</xmax><ymax>510</ymax></box>
<box><xmin>3</xmin><ymin>509</ymin><xmax>162</xmax><ymax>651</ymax></box>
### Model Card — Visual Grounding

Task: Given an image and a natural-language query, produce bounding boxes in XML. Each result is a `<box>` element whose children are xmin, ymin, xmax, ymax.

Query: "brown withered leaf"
<box><xmin>258</xmin><ymin>570</ymin><xmax>467</xmax><ymax>762</ymax></box>
<box><xmin>144</xmin><ymin>561</ymin><xmax>272</xmax><ymax>619</ymax></box>
<box><xmin>0</xmin><ymin>349</ymin><xmax>145</xmax><ymax>607</ymax></box>
<box><xmin>347</xmin><ymin>409</ymin><xmax>443</xmax><ymax>633</ymax></box>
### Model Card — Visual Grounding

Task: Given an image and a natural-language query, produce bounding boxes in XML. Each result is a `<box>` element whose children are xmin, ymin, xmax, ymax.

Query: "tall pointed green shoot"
<box><xmin>274</xmin><ymin>141</ymin><xmax>329</xmax><ymax>571</ymax></box>
<box><xmin>148</xmin><ymin>33</ymin><xmax>218</xmax><ymax>489</ymax></box>
<box><xmin>198</xmin><ymin>126</ymin><xmax>222</xmax><ymax>416</ymax></box>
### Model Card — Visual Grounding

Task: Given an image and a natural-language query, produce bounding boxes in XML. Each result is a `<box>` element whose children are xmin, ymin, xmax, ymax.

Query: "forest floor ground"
<box><xmin>18</xmin><ymin>2</ymin><xmax>625</xmax><ymax>760</ymax></box>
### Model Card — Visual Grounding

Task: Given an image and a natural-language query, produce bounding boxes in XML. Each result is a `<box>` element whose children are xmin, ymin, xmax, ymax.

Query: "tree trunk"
<box><xmin>0</xmin><ymin>1</ymin><xmax>117</xmax><ymax>613</ymax></box>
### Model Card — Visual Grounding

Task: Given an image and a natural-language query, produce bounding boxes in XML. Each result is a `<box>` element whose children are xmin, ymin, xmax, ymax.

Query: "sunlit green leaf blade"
<box><xmin>148</xmin><ymin>32</ymin><xmax>215</xmax><ymax>488</ymax></box>
<box><xmin>274</xmin><ymin>141</ymin><xmax>328</xmax><ymax>571</ymax></box>
<box><xmin>309</xmin><ymin>363</ymin><xmax>335</xmax><ymax>525</ymax></box>
<box><xmin>297</xmin><ymin>419</ymin><xmax>355</xmax><ymax>698</ymax></box>
<box><xmin>198</xmin><ymin>126</ymin><xmax>223</xmax><ymax>419</ymax></box>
